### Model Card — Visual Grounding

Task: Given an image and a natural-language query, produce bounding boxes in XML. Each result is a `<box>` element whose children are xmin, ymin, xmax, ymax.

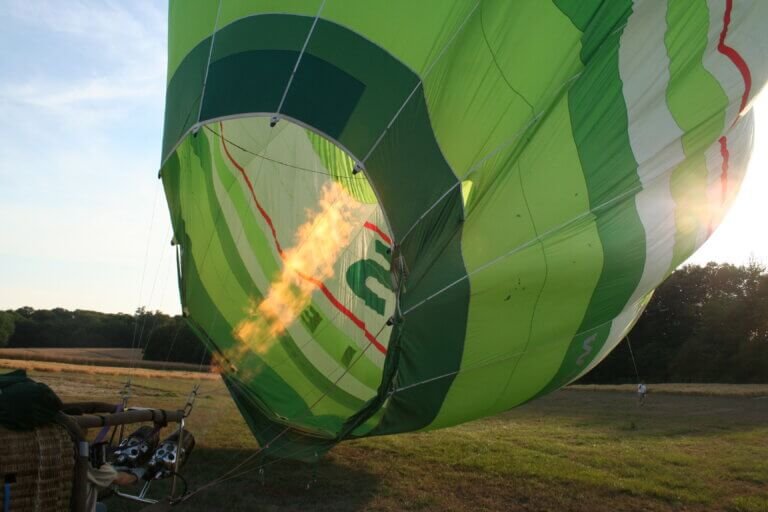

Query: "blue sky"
<box><xmin>0</xmin><ymin>1</ymin><xmax>766</xmax><ymax>315</ymax></box>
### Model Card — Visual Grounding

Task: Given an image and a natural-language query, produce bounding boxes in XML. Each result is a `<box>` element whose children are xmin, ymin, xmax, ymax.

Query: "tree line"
<box><xmin>1</xmin><ymin>262</ymin><xmax>766</xmax><ymax>382</ymax></box>
<box><xmin>0</xmin><ymin>307</ymin><xmax>209</xmax><ymax>365</ymax></box>
<box><xmin>579</xmin><ymin>261</ymin><xmax>768</xmax><ymax>384</ymax></box>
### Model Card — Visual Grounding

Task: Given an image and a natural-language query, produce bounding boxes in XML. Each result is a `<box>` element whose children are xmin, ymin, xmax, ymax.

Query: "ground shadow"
<box><xmin>107</xmin><ymin>447</ymin><xmax>381</xmax><ymax>512</ymax></box>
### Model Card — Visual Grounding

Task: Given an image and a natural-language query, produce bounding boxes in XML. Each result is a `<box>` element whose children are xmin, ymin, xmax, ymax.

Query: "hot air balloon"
<box><xmin>159</xmin><ymin>0</ymin><xmax>768</xmax><ymax>460</ymax></box>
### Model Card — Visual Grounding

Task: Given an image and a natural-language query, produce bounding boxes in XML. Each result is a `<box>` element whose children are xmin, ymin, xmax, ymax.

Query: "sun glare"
<box><xmin>686</xmin><ymin>92</ymin><xmax>768</xmax><ymax>266</ymax></box>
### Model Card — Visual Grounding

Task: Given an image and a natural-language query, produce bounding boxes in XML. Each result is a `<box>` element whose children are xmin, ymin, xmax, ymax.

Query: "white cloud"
<box><xmin>0</xmin><ymin>0</ymin><xmax>166</xmax><ymax>119</ymax></box>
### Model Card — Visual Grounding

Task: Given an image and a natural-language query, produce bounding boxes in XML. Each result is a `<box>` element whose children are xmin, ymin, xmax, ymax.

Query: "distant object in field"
<box><xmin>160</xmin><ymin>0</ymin><xmax>768</xmax><ymax>459</ymax></box>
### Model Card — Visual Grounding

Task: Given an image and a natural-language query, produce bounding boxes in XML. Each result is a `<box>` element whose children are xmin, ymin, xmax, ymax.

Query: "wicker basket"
<box><xmin>0</xmin><ymin>423</ymin><xmax>76</xmax><ymax>511</ymax></box>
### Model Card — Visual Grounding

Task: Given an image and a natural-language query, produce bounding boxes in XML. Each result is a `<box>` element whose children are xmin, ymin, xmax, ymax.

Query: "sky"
<box><xmin>0</xmin><ymin>1</ymin><xmax>766</xmax><ymax>316</ymax></box>
<box><xmin>0</xmin><ymin>1</ymin><xmax>179</xmax><ymax>314</ymax></box>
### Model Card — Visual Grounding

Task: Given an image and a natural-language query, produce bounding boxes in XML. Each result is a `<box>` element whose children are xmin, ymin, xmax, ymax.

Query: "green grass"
<box><xmin>23</xmin><ymin>367</ymin><xmax>768</xmax><ymax>511</ymax></box>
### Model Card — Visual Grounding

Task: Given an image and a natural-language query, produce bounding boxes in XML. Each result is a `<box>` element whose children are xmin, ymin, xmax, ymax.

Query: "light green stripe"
<box><xmin>427</xmin><ymin>3</ymin><xmax>591</xmax><ymax>429</ymax></box>
<box><xmin>492</xmin><ymin>97</ymin><xmax>604</xmax><ymax>413</ymax></box>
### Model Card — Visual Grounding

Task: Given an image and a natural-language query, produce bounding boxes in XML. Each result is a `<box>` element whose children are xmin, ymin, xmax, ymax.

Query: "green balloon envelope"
<box><xmin>160</xmin><ymin>1</ymin><xmax>767</xmax><ymax>459</ymax></box>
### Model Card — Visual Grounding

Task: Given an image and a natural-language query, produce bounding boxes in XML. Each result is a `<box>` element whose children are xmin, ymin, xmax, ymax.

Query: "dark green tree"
<box><xmin>0</xmin><ymin>311</ymin><xmax>15</xmax><ymax>347</ymax></box>
<box><xmin>580</xmin><ymin>262</ymin><xmax>768</xmax><ymax>384</ymax></box>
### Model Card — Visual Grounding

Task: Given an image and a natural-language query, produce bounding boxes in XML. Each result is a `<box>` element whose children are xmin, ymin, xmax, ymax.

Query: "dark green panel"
<box><xmin>163</xmin><ymin>14</ymin><xmax>310</xmax><ymax>159</ymax></box>
<box><xmin>211</xmin><ymin>14</ymin><xmax>309</xmax><ymax>60</ymax></box>
<box><xmin>281</xmin><ymin>54</ymin><xmax>365</xmax><ymax>139</ymax></box>
<box><xmin>364</xmin><ymin>87</ymin><xmax>462</xmax><ymax>240</ymax></box>
<box><xmin>306</xmin><ymin>19</ymin><xmax>419</xmax><ymax>156</ymax></box>
<box><xmin>579</xmin><ymin>1</ymin><xmax>634</xmax><ymax>62</ymax></box>
<box><xmin>553</xmin><ymin>0</ymin><xmax>604</xmax><ymax>32</ymax></box>
<box><xmin>200</xmin><ymin>50</ymin><xmax>293</xmax><ymax>120</ymax></box>
<box><xmin>162</xmin><ymin>40</ymin><xmax>210</xmax><ymax>159</ymax></box>
<box><xmin>360</xmin><ymin>87</ymin><xmax>470</xmax><ymax>435</ymax></box>
<box><xmin>371</xmin><ymin>230</ymin><xmax>469</xmax><ymax>436</ymax></box>
<box><xmin>202</xmin><ymin>49</ymin><xmax>366</xmax><ymax>139</ymax></box>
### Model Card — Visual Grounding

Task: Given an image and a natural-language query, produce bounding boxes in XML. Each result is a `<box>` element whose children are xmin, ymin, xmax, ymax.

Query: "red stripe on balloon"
<box><xmin>363</xmin><ymin>221</ymin><xmax>392</xmax><ymax>245</ymax></box>
<box><xmin>718</xmin><ymin>0</ymin><xmax>752</xmax><ymax>114</ymax></box>
<box><xmin>707</xmin><ymin>136</ymin><xmax>730</xmax><ymax>237</ymax></box>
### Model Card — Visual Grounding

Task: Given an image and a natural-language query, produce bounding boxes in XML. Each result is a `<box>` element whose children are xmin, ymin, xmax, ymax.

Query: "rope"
<box><xmin>203</xmin><ymin>125</ymin><xmax>368</xmax><ymax>180</ymax></box>
<box><xmin>626</xmin><ymin>335</ymin><xmax>642</xmax><ymax>384</ymax></box>
<box><xmin>131</xmin><ymin>225</ymin><xmax>174</xmax><ymax>374</ymax></box>
<box><xmin>183</xmin><ymin>385</ymin><xmax>200</xmax><ymax>418</ymax></box>
<box><xmin>117</xmin><ymin>177</ymin><xmax>164</xmax><ymax>417</ymax></box>
<box><xmin>275</xmin><ymin>0</ymin><xmax>327</xmax><ymax>117</ymax></box>
<box><xmin>129</xmin><ymin>181</ymin><xmax>162</xmax><ymax>356</ymax></box>
<box><xmin>161</xmin><ymin>323</ymin><xmax>186</xmax><ymax>371</ymax></box>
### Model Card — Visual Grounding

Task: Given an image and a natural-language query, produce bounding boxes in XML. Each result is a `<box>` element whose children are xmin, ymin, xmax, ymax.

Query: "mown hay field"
<box><xmin>0</xmin><ymin>349</ymin><xmax>211</xmax><ymax>374</ymax></box>
<box><xmin>6</xmin><ymin>362</ymin><xmax>767</xmax><ymax>512</ymax></box>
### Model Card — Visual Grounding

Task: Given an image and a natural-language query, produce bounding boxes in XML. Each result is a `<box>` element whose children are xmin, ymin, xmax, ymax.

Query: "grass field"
<box><xmin>0</xmin><ymin>357</ymin><xmax>218</xmax><ymax>380</ymax></box>
<box><xmin>9</xmin><ymin>363</ymin><xmax>768</xmax><ymax>512</ymax></box>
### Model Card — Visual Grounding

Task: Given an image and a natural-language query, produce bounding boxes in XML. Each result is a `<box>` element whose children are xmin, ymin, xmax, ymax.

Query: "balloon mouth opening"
<box><xmin>202</xmin><ymin>114</ymin><xmax>394</xmax><ymax>375</ymax></box>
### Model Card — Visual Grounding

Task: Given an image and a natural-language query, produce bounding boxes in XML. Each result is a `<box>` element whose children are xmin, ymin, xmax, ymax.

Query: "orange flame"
<box><xmin>232</xmin><ymin>181</ymin><xmax>361</xmax><ymax>356</ymax></box>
